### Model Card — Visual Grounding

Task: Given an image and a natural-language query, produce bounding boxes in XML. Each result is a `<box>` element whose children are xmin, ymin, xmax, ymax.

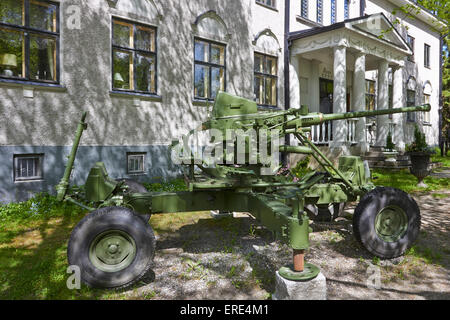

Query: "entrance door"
<box><xmin>318</xmin><ymin>78</ymin><xmax>333</xmax><ymax>142</ymax></box>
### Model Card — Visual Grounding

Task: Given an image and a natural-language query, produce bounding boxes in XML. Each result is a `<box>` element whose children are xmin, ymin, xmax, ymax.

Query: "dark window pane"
<box><xmin>254</xmin><ymin>54</ymin><xmax>262</xmax><ymax>72</ymax></box>
<box><xmin>194</xmin><ymin>64</ymin><xmax>208</xmax><ymax>98</ymax></box>
<box><xmin>211</xmin><ymin>67</ymin><xmax>224</xmax><ymax>99</ymax></box>
<box><xmin>0</xmin><ymin>0</ymin><xmax>23</xmax><ymax>26</ymax></box>
<box><xmin>210</xmin><ymin>43</ymin><xmax>225</xmax><ymax>65</ymax></box>
<box><xmin>0</xmin><ymin>28</ymin><xmax>24</xmax><ymax>78</ymax></box>
<box><xmin>254</xmin><ymin>76</ymin><xmax>262</xmax><ymax>103</ymax></box>
<box><xmin>113</xmin><ymin>21</ymin><xmax>132</xmax><ymax>48</ymax></box>
<box><xmin>135</xmin><ymin>54</ymin><xmax>155</xmax><ymax>92</ymax></box>
<box><xmin>30</xmin><ymin>1</ymin><xmax>57</xmax><ymax>32</ymax></box>
<box><xmin>194</xmin><ymin>40</ymin><xmax>208</xmax><ymax>62</ymax></box>
<box><xmin>29</xmin><ymin>35</ymin><xmax>56</xmax><ymax>81</ymax></box>
<box><xmin>113</xmin><ymin>50</ymin><xmax>131</xmax><ymax>89</ymax></box>
<box><xmin>135</xmin><ymin>26</ymin><xmax>155</xmax><ymax>52</ymax></box>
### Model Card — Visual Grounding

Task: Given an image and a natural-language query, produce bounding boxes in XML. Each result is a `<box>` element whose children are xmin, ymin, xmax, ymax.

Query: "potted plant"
<box><xmin>405</xmin><ymin>125</ymin><xmax>435</xmax><ymax>187</ymax></box>
<box><xmin>383</xmin><ymin>131</ymin><xmax>398</xmax><ymax>165</ymax></box>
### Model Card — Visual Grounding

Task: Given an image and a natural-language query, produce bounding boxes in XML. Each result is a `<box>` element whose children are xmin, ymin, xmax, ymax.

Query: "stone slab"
<box><xmin>272</xmin><ymin>271</ymin><xmax>327</xmax><ymax>300</ymax></box>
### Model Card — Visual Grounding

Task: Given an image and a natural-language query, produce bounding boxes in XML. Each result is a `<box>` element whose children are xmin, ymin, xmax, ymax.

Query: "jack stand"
<box><xmin>278</xmin><ymin>249</ymin><xmax>320</xmax><ymax>281</ymax></box>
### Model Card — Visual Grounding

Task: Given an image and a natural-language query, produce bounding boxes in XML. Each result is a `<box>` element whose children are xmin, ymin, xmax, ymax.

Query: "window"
<box><xmin>0</xmin><ymin>0</ymin><xmax>59</xmax><ymax>83</ymax></box>
<box><xmin>424</xmin><ymin>44</ymin><xmax>430</xmax><ymax>68</ymax></box>
<box><xmin>406</xmin><ymin>89</ymin><xmax>415</xmax><ymax>122</ymax></box>
<box><xmin>344</xmin><ymin>0</ymin><xmax>350</xmax><ymax>20</ymax></box>
<box><xmin>194</xmin><ymin>38</ymin><xmax>226</xmax><ymax>100</ymax></box>
<box><xmin>254</xmin><ymin>52</ymin><xmax>277</xmax><ymax>107</ymax></box>
<box><xmin>127</xmin><ymin>152</ymin><xmax>146</xmax><ymax>174</ymax></box>
<box><xmin>316</xmin><ymin>0</ymin><xmax>323</xmax><ymax>23</ymax></box>
<box><xmin>112</xmin><ymin>18</ymin><xmax>157</xmax><ymax>94</ymax></box>
<box><xmin>406</xmin><ymin>35</ymin><xmax>414</xmax><ymax>62</ymax></box>
<box><xmin>423</xmin><ymin>93</ymin><xmax>431</xmax><ymax>123</ymax></box>
<box><xmin>256</xmin><ymin>0</ymin><xmax>276</xmax><ymax>9</ymax></box>
<box><xmin>301</xmin><ymin>0</ymin><xmax>308</xmax><ymax>19</ymax></box>
<box><xmin>14</xmin><ymin>154</ymin><xmax>44</xmax><ymax>181</ymax></box>
<box><xmin>365</xmin><ymin>80</ymin><xmax>375</xmax><ymax>111</ymax></box>
<box><xmin>331</xmin><ymin>0</ymin><xmax>336</xmax><ymax>24</ymax></box>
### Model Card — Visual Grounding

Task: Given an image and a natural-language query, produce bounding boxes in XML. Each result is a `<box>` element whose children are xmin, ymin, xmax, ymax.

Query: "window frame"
<box><xmin>126</xmin><ymin>152</ymin><xmax>146</xmax><ymax>175</ymax></box>
<box><xmin>406</xmin><ymin>89</ymin><xmax>416</xmax><ymax>122</ymax></box>
<box><xmin>0</xmin><ymin>0</ymin><xmax>60</xmax><ymax>84</ymax></box>
<box><xmin>423</xmin><ymin>93</ymin><xmax>431</xmax><ymax>124</ymax></box>
<box><xmin>13</xmin><ymin>153</ymin><xmax>44</xmax><ymax>182</ymax></box>
<box><xmin>406</xmin><ymin>35</ymin><xmax>415</xmax><ymax>62</ymax></box>
<box><xmin>301</xmin><ymin>0</ymin><xmax>308</xmax><ymax>19</ymax></box>
<box><xmin>316</xmin><ymin>0</ymin><xmax>323</xmax><ymax>23</ymax></box>
<box><xmin>365</xmin><ymin>79</ymin><xmax>376</xmax><ymax>111</ymax></box>
<box><xmin>111</xmin><ymin>17</ymin><xmax>158</xmax><ymax>95</ymax></box>
<box><xmin>331</xmin><ymin>0</ymin><xmax>336</xmax><ymax>24</ymax></box>
<box><xmin>254</xmin><ymin>52</ymin><xmax>278</xmax><ymax>108</ymax></box>
<box><xmin>193</xmin><ymin>37</ymin><xmax>227</xmax><ymax>101</ymax></box>
<box><xmin>255</xmin><ymin>0</ymin><xmax>277</xmax><ymax>10</ymax></box>
<box><xmin>424</xmin><ymin>43</ymin><xmax>430</xmax><ymax>69</ymax></box>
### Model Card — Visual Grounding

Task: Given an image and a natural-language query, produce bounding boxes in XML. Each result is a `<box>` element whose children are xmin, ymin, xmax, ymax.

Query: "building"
<box><xmin>0</xmin><ymin>0</ymin><xmax>446</xmax><ymax>202</ymax></box>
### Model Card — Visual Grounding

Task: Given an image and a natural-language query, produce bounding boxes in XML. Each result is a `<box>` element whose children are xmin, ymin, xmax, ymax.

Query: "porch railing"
<box><xmin>310</xmin><ymin>119</ymin><xmax>357</xmax><ymax>145</ymax></box>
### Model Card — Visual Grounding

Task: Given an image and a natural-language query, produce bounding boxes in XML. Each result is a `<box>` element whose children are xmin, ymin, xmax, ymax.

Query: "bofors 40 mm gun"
<box><xmin>58</xmin><ymin>92</ymin><xmax>430</xmax><ymax>289</ymax></box>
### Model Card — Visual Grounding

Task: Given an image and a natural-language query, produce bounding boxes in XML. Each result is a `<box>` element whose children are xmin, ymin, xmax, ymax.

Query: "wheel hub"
<box><xmin>375</xmin><ymin>206</ymin><xmax>408</xmax><ymax>242</ymax></box>
<box><xmin>89</xmin><ymin>230</ymin><xmax>136</xmax><ymax>272</ymax></box>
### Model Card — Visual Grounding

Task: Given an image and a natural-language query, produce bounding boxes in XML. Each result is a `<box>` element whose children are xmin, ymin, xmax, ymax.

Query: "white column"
<box><xmin>332</xmin><ymin>45</ymin><xmax>347</xmax><ymax>147</ymax></box>
<box><xmin>289</xmin><ymin>54</ymin><xmax>301</xmax><ymax>110</ymax></box>
<box><xmin>353</xmin><ymin>52</ymin><xmax>367</xmax><ymax>153</ymax></box>
<box><xmin>375</xmin><ymin>60</ymin><xmax>389</xmax><ymax>146</ymax></box>
<box><xmin>392</xmin><ymin>66</ymin><xmax>405</xmax><ymax>151</ymax></box>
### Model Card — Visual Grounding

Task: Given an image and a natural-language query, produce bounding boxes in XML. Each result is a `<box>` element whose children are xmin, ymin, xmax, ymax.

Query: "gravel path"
<box><xmin>125</xmin><ymin>190</ymin><xmax>450</xmax><ymax>300</ymax></box>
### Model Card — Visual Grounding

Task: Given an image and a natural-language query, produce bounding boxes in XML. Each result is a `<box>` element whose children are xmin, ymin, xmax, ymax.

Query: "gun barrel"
<box><xmin>56</xmin><ymin>112</ymin><xmax>88</xmax><ymax>201</ymax></box>
<box><xmin>289</xmin><ymin>104</ymin><xmax>430</xmax><ymax>128</ymax></box>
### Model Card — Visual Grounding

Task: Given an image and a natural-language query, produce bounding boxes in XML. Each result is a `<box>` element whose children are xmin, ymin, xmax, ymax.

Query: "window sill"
<box><xmin>192</xmin><ymin>99</ymin><xmax>214</xmax><ymax>107</ymax></box>
<box><xmin>295</xmin><ymin>15</ymin><xmax>323</xmax><ymax>28</ymax></box>
<box><xmin>255</xmin><ymin>1</ymin><xmax>278</xmax><ymax>12</ymax></box>
<box><xmin>110</xmin><ymin>90</ymin><xmax>162</xmax><ymax>102</ymax></box>
<box><xmin>0</xmin><ymin>79</ymin><xmax>66</xmax><ymax>92</ymax></box>
<box><xmin>14</xmin><ymin>179</ymin><xmax>45</xmax><ymax>184</ymax></box>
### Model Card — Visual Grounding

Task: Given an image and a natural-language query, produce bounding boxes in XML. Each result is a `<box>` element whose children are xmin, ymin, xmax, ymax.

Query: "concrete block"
<box><xmin>272</xmin><ymin>271</ymin><xmax>327</xmax><ymax>300</ymax></box>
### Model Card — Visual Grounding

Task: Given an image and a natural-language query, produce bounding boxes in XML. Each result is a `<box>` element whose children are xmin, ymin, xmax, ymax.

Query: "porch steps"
<box><xmin>361</xmin><ymin>146</ymin><xmax>411</xmax><ymax>169</ymax></box>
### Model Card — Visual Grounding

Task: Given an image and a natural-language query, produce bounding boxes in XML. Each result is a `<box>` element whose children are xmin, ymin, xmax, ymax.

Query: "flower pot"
<box><xmin>407</xmin><ymin>152</ymin><xmax>431</xmax><ymax>187</ymax></box>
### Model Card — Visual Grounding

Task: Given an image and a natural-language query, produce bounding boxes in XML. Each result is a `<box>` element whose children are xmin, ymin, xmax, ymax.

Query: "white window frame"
<box><xmin>14</xmin><ymin>154</ymin><xmax>44</xmax><ymax>182</ymax></box>
<box><xmin>127</xmin><ymin>152</ymin><xmax>146</xmax><ymax>174</ymax></box>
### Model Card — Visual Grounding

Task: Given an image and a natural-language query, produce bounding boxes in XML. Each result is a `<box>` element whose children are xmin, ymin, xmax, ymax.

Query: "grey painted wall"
<box><xmin>0</xmin><ymin>145</ymin><xmax>181</xmax><ymax>203</ymax></box>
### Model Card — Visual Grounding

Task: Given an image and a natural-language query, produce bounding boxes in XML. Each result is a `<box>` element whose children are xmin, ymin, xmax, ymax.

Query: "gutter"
<box><xmin>438</xmin><ymin>34</ymin><xmax>446</xmax><ymax>155</ymax></box>
<box><xmin>283</xmin><ymin>0</ymin><xmax>291</xmax><ymax>165</ymax></box>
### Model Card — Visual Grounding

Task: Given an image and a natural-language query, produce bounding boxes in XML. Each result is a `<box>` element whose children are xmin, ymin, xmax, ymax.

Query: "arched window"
<box><xmin>192</xmin><ymin>11</ymin><xmax>230</xmax><ymax>101</ymax></box>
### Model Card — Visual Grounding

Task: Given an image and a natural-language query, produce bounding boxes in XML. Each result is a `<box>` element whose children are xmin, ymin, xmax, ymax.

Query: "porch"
<box><xmin>288</xmin><ymin>13</ymin><xmax>412</xmax><ymax>155</ymax></box>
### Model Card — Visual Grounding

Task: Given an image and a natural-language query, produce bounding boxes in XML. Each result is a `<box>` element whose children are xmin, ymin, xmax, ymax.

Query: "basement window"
<box><xmin>14</xmin><ymin>154</ymin><xmax>44</xmax><ymax>181</ymax></box>
<box><xmin>127</xmin><ymin>152</ymin><xmax>146</xmax><ymax>174</ymax></box>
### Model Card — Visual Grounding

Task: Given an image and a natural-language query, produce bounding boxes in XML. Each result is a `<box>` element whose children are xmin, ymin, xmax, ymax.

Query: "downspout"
<box><xmin>438</xmin><ymin>34</ymin><xmax>445</xmax><ymax>156</ymax></box>
<box><xmin>283</xmin><ymin>0</ymin><xmax>291</xmax><ymax>165</ymax></box>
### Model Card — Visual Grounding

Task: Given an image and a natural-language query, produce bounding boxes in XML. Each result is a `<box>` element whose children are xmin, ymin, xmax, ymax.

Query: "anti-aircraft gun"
<box><xmin>59</xmin><ymin>92</ymin><xmax>429</xmax><ymax>288</ymax></box>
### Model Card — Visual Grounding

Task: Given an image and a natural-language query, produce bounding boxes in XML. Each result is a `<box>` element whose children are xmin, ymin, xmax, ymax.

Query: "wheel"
<box><xmin>67</xmin><ymin>206</ymin><xmax>156</xmax><ymax>289</ymax></box>
<box><xmin>353</xmin><ymin>187</ymin><xmax>421</xmax><ymax>259</ymax></box>
<box><xmin>305</xmin><ymin>202</ymin><xmax>346</xmax><ymax>222</ymax></box>
<box><xmin>116</xmin><ymin>179</ymin><xmax>150</xmax><ymax>222</ymax></box>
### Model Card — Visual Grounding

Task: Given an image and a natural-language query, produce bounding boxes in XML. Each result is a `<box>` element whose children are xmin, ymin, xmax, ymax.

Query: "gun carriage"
<box><xmin>58</xmin><ymin>92</ymin><xmax>428</xmax><ymax>288</ymax></box>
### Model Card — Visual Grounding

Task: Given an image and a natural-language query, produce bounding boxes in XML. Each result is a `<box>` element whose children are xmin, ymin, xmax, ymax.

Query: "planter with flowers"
<box><xmin>405</xmin><ymin>125</ymin><xmax>435</xmax><ymax>187</ymax></box>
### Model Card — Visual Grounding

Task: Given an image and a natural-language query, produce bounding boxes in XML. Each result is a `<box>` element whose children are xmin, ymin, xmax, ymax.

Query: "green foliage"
<box><xmin>385</xmin><ymin>131</ymin><xmax>396</xmax><ymax>151</ymax></box>
<box><xmin>0</xmin><ymin>192</ymin><xmax>84</xmax><ymax>222</ymax></box>
<box><xmin>405</xmin><ymin>125</ymin><xmax>435</xmax><ymax>154</ymax></box>
<box><xmin>142</xmin><ymin>178</ymin><xmax>187</xmax><ymax>192</ymax></box>
<box><xmin>291</xmin><ymin>156</ymin><xmax>313</xmax><ymax>179</ymax></box>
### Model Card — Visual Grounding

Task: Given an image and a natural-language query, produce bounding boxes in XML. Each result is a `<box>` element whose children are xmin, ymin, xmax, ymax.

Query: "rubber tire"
<box><xmin>353</xmin><ymin>187</ymin><xmax>421</xmax><ymax>259</ymax></box>
<box><xmin>67</xmin><ymin>206</ymin><xmax>156</xmax><ymax>289</ymax></box>
<box><xmin>116</xmin><ymin>179</ymin><xmax>150</xmax><ymax>222</ymax></box>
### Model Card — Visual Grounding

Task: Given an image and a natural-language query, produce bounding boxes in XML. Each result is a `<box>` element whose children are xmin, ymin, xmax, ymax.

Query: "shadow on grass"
<box><xmin>0</xmin><ymin>213</ymin><xmax>127</xmax><ymax>300</ymax></box>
